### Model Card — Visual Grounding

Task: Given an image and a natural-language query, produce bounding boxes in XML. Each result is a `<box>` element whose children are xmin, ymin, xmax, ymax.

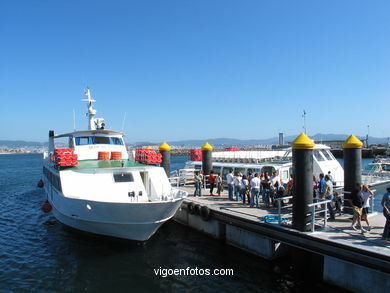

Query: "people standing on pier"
<box><xmin>234</xmin><ymin>172</ymin><xmax>242</xmax><ymax>201</ymax></box>
<box><xmin>381</xmin><ymin>186</ymin><xmax>390</xmax><ymax>240</ymax></box>
<box><xmin>209</xmin><ymin>170</ymin><xmax>215</xmax><ymax>196</ymax></box>
<box><xmin>262</xmin><ymin>172</ymin><xmax>271</xmax><ymax>208</ymax></box>
<box><xmin>351</xmin><ymin>183</ymin><xmax>366</xmax><ymax>233</ymax></box>
<box><xmin>313</xmin><ymin>175</ymin><xmax>318</xmax><ymax>198</ymax></box>
<box><xmin>318</xmin><ymin>173</ymin><xmax>326</xmax><ymax>196</ymax></box>
<box><xmin>361</xmin><ymin>185</ymin><xmax>374</xmax><ymax>231</ymax></box>
<box><xmin>322</xmin><ymin>175</ymin><xmax>335</xmax><ymax>220</ymax></box>
<box><xmin>216</xmin><ymin>172</ymin><xmax>223</xmax><ymax>196</ymax></box>
<box><xmin>241</xmin><ymin>175</ymin><xmax>250</xmax><ymax>205</ymax></box>
<box><xmin>286</xmin><ymin>174</ymin><xmax>294</xmax><ymax>196</ymax></box>
<box><xmin>194</xmin><ymin>171</ymin><xmax>202</xmax><ymax>197</ymax></box>
<box><xmin>199</xmin><ymin>170</ymin><xmax>204</xmax><ymax>188</ymax></box>
<box><xmin>250</xmin><ymin>173</ymin><xmax>261</xmax><ymax>208</ymax></box>
<box><xmin>270</xmin><ymin>171</ymin><xmax>281</xmax><ymax>206</ymax></box>
<box><xmin>227</xmin><ymin>169</ymin><xmax>235</xmax><ymax>201</ymax></box>
<box><xmin>327</xmin><ymin>171</ymin><xmax>335</xmax><ymax>185</ymax></box>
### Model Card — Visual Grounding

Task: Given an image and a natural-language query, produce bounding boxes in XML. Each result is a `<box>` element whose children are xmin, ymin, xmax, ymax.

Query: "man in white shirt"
<box><xmin>250</xmin><ymin>173</ymin><xmax>261</xmax><ymax>208</ymax></box>
<box><xmin>234</xmin><ymin>173</ymin><xmax>242</xmax><ymax>201</ymax></box>
<box><xmin>226</xmin><ymin>169</ymin><xmax>235</xmax><ymax>201</ymax></box>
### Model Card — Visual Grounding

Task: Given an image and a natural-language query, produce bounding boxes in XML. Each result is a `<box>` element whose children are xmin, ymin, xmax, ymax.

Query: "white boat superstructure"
<box><xmin>212</xmin><ymin>150</ymin><xmax>289</xmax><ymax>163</ymax></box>
<box><xmin>42</xmin><ymin>89</ymin><xmax>187</xmax><ymax>241</ymax></box>
<box><xmin>362</xmin><ymin>158</ymin><xmax>390</xmax><ymax>186</ymax></box>
<box><xmin>185</xmin><ymin>144</ymin><xmax>344</xmax><ymax>186</ymax></box>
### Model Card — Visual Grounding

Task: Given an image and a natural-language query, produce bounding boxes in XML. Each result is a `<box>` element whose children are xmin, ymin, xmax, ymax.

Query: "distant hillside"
<box><xmin>0</xmin><ymin>140</ymin><xmax>46</xmax><ymax>148</ymax></box>
<box><xmin>1</xmin><ymin>133</ymin><xmax>388</xmax><ymax>148</ymax></box>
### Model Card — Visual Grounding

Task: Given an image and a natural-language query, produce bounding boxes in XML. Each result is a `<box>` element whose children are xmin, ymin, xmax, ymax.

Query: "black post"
<box><xmin>159</xmin><ymin>142</ymin><xmax>171</xmax><ymax>177</ymax></box>
<box><xmin>292</xmin><ymin>133</ymin><xmax>314</xmax><ymax>232</ymax></box>
<box><xmin>201</xmin><ymin>142</ymin><xmax>213</xmax><ymax>175</ymax></box>
<box><xmin>343</xmin><ymin>135</ymin><xmax>363</xmax><ymax>213</ymax></box>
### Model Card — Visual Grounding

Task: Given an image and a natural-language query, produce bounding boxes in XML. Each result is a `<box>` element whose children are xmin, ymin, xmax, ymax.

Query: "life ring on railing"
<box><xmin>187</xmin><ymin>202</ymin><xmax>195</xmax><ymax>214</ymax></box>
<box><xmin>200</xmin><ymin>206</ymin><xmax>211</xmax><ymax>221</ymax></box>
<box><xmin>194</xmin><ymin>204</ymin><xmax>201</xmax><ymax>215</ymax></box>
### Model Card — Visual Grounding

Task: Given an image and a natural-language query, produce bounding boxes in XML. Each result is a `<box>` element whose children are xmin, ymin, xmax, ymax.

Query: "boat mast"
<box><xmin>82</xmin><ymin>88</ymin><xmax>97</xmax><ymax>130</ymax></box>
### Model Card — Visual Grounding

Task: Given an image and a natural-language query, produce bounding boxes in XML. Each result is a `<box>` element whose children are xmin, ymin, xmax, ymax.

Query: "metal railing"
<box><xmin>275</xmin><ymin>195</ymin><xmax>293</xmax><ymax>224</ymax></box>
<box><xmin>308</xmin><ymin>199</ymin><xmax>332</xmax><ymax>232</ymax></box>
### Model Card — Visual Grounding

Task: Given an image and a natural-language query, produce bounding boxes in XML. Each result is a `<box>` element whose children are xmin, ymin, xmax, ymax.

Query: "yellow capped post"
<box><xmin>202</xmin><ymin>142</ymin><xmax>213</xmax><ymax>151</ymax></box>
<box><xmin>343</xmin><ymin>135</ymin><xmax>363</xmax><ymax>212</ymax></box>
<box><xmin>342</xmin><ymin>135</ymin><xmax>363</xmax><ymax>149</ymax></box>
<box><xmin>159</xmin><ymin>142</ymin><xmax>171</xmax><ymax>177</ymax></box>
<box><xmin>291</xmin><ymin>132</ymin><xmax>314</xmax><ymax>232</ymax></box>
<box><xmin>158</xmin><ymin>142</ymin><xmax>171</xmax><ymax>151</ymax></box>
<box><xmin>291</xmin><ymin>133</ymin><xmax>315</xmax><ymax>150</ymax></box>
<box><xmin>202</xmin><ymin>142</ymin><xmax>213</xmax><ymax>175</ymax></box>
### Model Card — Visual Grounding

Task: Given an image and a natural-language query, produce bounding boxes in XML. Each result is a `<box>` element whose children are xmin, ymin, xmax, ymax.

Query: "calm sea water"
<box><xmin>0</xmin><ymin>154</ymin><xmax>378</xmax><ymax>292</ymax></box>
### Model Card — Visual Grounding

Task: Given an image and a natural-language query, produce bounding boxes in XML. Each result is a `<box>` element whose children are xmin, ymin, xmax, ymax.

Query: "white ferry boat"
<box><xmin>185</xmin><ymin>145</ymin><xmax>344</xmax><ymax>186</ymax></box>
<box><xmin>41</xmin><ymin>89</ymin><xmax>187</xmax><ymax>241</ymax></box>
<box><xmin>362</xmin><ymin>157</ymin><xmax>390</xmax><ymax>186</ymax></box>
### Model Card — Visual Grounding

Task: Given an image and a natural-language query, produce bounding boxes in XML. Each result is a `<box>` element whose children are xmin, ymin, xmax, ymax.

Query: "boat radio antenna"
<box><xmin>81</xmin><ymin>87</ymin><xmax>97</xmax><ymax>130</ymax></box>
<box><xmin>302</xmin><ymin>110</ymin><xmax>307</xmax><ymax>134</ymax></box>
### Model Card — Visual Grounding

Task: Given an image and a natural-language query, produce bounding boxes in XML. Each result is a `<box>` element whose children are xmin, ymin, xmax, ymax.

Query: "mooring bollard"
<box><xmin>201</xmin><ymin>142</ymin><xmax>213</xmax><ymax>176</ymax></box>
<box><xmin>159</xmin><ymin>142</ymin><xmax>171</xmax><ymax>177</ymax></box>
<box><xmin>343</xmin><ymin>135</ymin><xmax>363</xmax><ymax>213</ymax></box>
<box><xmin>291</xmin><ymin>133</ymin><xmax>315</xmax><ymax>232</ymax></box>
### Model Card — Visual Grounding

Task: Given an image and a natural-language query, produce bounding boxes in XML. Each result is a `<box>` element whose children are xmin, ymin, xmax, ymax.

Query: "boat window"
<box><xmin>222</xmin><ymin>167</ymin><xmax>231</xmax><ymax>179</ymax></box>
<box><xmin>261</xmin><ymin>166</ymin><xmax>276</xmax><ymax>175</ymax></box>
<box><xmin>110</xmin><ymin>137</ymin><xmax>124</xmax><ymax>145</ymax></box>
<box><xmin>325</xmin><ymin>150</ymin><xmax>335</xmax><ymax>161</ymax></box>
<box><xmin>313</xmin><ymin>150</ymin><xmax>325</xmax><ymax>161</ymax></box>
<box><xmin>194</xmin><ymin>164</ymin><xmax>201</xmax><ymax>170</ymax></box>
<box><xmin>384</xmin><ymin>164</ymin><xmax>390</xmax><ymax>172</ymax></box>
<box><xmin>321</xmin><ymin>150</ymin><xmax>332</xmax><ymax>161</ymax></box>
<box><xmin>235</xmin><ymin>168</ymin><xmax>245</xmax><ymax>175</ymax></box>
<box><xmin>93</xmin><ymin>136</ymin><xmax>111</xmax><ymax>144</ymax></box>
<box><xmin>282</xmin><ymin>170</ymin><xmax>289</xmax><ymax>181</ymax></box>
<box><xmin>212</xmin><ymin>166</ymin><xmax>221</xmax><ymax>174</ymax></box>
<box><xmin>75</xmin><ymin>137</ymin><xmax>91</xmax><ymax>145</ymax></box>
<box><xmin>113</xmin><ymin>173</ymin><xmax>134</xmax><ymax>182</ymax></box>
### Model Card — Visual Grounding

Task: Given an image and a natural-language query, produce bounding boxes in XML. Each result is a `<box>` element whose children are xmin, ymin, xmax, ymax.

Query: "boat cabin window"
<box><xmin>222</xmin><ymin>167</ymin><xmax>231</xmax><ymax>179</ymax></box>
<box><xmin>93</xmin><ymin>136</ymin><xmax>111</xmax><ymax>144</ymax></box>
<box><xmin>113</xmin><ymin>173</ymin><xmax>134</xmax><ymax>182</ymax></box>
<box><xmin>282</xmin><ymin>170</ymin><xmax>289</xmax><ymax>181</ymax></box>
<box><xmin>75</xmin><ymin>136</ymin><xmax>124</xmax><ymax>146</ymax></box>
<box><xmin>384</xmin><ymin>164</ymin><xmax>390</xmax><ymax>172</ymax></box>
<box><xmin>194</xmin><ymin>164</ymin><xmax>201</xmax><ymax>170</ymax></box>
<box><xmin>324</xmin><ymin>150</ymin><xmax>335</xmax><ymax>161</ymax></box>
<box><xmin>212</xmin><ymin>166</ymin><xmax>221</xmax><ymax>174</ymax></box>
<box><xmin>75</xmin><ymin>137</ymin><xmax>91</xmax><ymax>145</ymax></box>
<box><xmin>313</xmin><ymin>150</ymin><xmax>325</xmax><ymax>161</ymax></box>
<box><xmin>111</xmin><ymin>137</ymin><xmax>124</xmax><ymax>145</ymax></box>
<box><xmin>261</xmin><ymin>166</ymin><xmax>276</xmax><ymax>175</ymax></box>
<box><xmin>235</xmin><ymin>168</ymin><xmax>245</xmax><ymax>176</ymax></box>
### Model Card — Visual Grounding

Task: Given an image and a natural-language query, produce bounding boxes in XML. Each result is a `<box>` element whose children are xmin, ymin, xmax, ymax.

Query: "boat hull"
<box><xmin>46</xmin><ymin>188</ymin><xmax>184</xmax><ymax>241</ymax></box>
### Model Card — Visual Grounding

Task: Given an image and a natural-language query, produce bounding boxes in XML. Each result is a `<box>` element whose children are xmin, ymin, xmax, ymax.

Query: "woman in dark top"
<box><xmin>262</xmin><ymin>172</ymin><xmax>271</xmax><ymax>207</ymax></box>
<box><xmin>351</xmin><ymin>183</ymin><xmax>365</xmax><ymax>233</ymax></box>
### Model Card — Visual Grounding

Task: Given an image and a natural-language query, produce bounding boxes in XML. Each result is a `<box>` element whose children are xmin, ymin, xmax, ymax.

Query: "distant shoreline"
<box><xmin>0</xmin><ymin>152</ymin><xmax>42</xmax><ymax>155</ymax></box>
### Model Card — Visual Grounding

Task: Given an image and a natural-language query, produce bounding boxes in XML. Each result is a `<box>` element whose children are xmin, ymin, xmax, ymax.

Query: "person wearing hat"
<box><xmin>381</xmin><ymin>186</ymin><xmax>390</xmax><ymax>240</ymax></box>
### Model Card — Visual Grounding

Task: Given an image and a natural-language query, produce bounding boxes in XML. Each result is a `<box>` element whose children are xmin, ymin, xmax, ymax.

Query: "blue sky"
<box><xmin>0</xmin><ymin>0</ymin><xmax>389</xmax><ymax>142</ymax></box>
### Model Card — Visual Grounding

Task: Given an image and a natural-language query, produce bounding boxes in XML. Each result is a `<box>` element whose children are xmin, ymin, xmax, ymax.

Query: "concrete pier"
<box><xmin>173</xmin><ymin>186</ymin><xmax>390</xmax><ymax>293</ymax></box>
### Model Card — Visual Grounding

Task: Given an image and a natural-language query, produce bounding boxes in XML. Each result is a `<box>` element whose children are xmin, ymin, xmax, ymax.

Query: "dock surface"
<box><xmin>178</xmin><ymin>186</ymin><xmax>390</xmax><ymax>258</ymax></box>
